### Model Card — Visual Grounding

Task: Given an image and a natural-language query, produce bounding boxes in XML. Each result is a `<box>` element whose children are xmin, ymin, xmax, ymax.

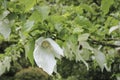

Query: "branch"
<box><xmin>88</xmin><ymin>38</ymin><xmax>120</xmax><ymax>48</ymax></box>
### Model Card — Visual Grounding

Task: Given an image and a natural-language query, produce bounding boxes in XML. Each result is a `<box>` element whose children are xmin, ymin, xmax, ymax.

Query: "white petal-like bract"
<box><xmin>33</xmin><ymin>37</ymin><xmax>63</xmax><ymax>75</ymax></box>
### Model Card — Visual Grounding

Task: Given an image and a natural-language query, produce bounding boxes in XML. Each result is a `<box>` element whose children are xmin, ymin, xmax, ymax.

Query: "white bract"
<box><xmin>109</xmin><ymin>23</ymin><xmax>120</xmax><ymax>34</ymax></box>
<box><xmin>33</xmin><ymin>37</ymin><xmax>63</xmax><ymax>75</ymax></box>
<box><xmin>0</xmin><ymin>56</ymin><xmax>11</xmax><ymax>76</ymax></box>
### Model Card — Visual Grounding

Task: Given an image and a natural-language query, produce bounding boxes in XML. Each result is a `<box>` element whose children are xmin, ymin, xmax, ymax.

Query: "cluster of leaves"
<box><xmin>0</xmin><ymin>0</ymin><xmax>120</xmax><ymax>79</ymax></box>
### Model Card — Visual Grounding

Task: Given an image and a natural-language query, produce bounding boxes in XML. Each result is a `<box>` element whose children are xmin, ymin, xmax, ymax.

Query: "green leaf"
<box><xmin>0</xmin><ymin>20</ymin><xmax>11</xmax><ymax>39</ymax></box>
<box><xmin>0</xmin><ymin>57</ymin><xmax>11</xmax><ymax>76</ymax></box>
<box><xmin>80</xmin><ymin>4</ymin><xmax>95</xmax><ymax>14</ymax></box>
<box><xmin>22</xmin><ymin>20</ymin><xmax>34</xmax><ymax>32</ymax></box>
<box><xmin>101</xmin><ymin>0</ymin><xmax>114</xmax><ymax>15</ymax></box>
<box><xmin>0</xmin><ymin>10</ymin><xmax>10</xmax><ymax>20</ymax></box>
<box><xmin>19</xmin><ymin>0</ymin><xmax>36</xmax><ymax>12</ymax></box>
<box><xmin>75</xmin><ymin>48</ymin><xmax>89</xmax><ymax>70</ymax></box>
<box><xmin>35</xmin><ymin>6</ymin><xmax>50</xmax><ymax>21</ymax></box>
<box><xmin>74</xmin><ymin>15</ymin><xmax>92</xmax><ymax>27</ymax></box>
<box><xmin>78</xmin><ymin>33</ymin><xmax>90</xmax><ymax>41</ymax></box>
<box><xmin>73</xmin><ymin>27</ymin><xmax>83</xmax><ymax>34</ymax></box>
<box><xmin>29</xmin><ymin>6</ymin><xmax>50</xmax><ymax>22</ymax></box>
<box><xmin>48</xmin><ymin>15</ymin><xmax>65</xmax><ymax>24</ymax></box>
<box><xmin>24</xmin><ymin>39</ymin><xmax>35</xmax><ymax>66</ymax></box>
<box><xmin>29</xmin><ymin>10</ymin><xmax>42</xmax><ymax>22</ymax></box>
<box><xmin>79</xmin><ymin>42</ymin><xmax>92</xmax><ymax>50</ymax></box>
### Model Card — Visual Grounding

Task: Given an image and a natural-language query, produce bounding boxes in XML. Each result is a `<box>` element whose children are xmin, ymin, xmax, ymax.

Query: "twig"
<box><xmin>88</xmin><ymin>38</ymin><xmax>120</xmax><ymax>48</ymax></box>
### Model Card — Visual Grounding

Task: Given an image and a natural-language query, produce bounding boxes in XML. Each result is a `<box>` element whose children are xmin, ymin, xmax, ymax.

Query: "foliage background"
<box><xmin>0</xmin><ymin>0</ymin><xmax>120</xmax><ymax>80</ymax></box>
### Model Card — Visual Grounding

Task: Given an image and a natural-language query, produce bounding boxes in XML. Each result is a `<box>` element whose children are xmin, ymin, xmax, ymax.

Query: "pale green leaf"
<box><xmin>74</xmin><ymin>15</ymin><xmax>92</xmax><ymax>27</ymax></box>
<box><xmin>73</xmin><ymin>27</ymin><xmax>83</xmax><ymax>34</ymax></box>
<box><xmin>29</xmin><ymin>10</ymin><xmax>42</xmax><ymax>22</ymax></box>
<box><xmin>36</xmin><ymin>6</ymin><xmax>50</xmax><ymax>21</ymax></box>
<box><xmin>19</xmin><ymin>0</ymin><xmax>36</xmax><ymax>12</ymax></box>
<box><xmin>75</xmin><ymin>48</ymin><xmax>89</xmax><ymax>70</ymax></box>
<box><xmin>0</xmin><ymin>62</ymin><xmax>5</xmax><ymax>76</ymax></box>
<box><xmin>48</xmin><ymin>15</ymin><xmax>65</xmax><ymax>24</ymax></box>
<box><xmin>0</xmin><ymin>56</ymin><xmax>11</xmax><ymax>76</ymax></box>
<box><xmin>29</xmin><ymin>6</ymin><xmax>50</xmax><ymax>22</ymax></box>
<box><xmin>94</xmin><ymin>49</ymin><xmax>106</xmax><ymax>71</ymax></box>
<box><xmin>101</xmin><ymin>0</ymin><xmax>114</xmax><ymax>15</ymax></box>
<box><xmin>0</xmin><ymin>10</ymin><xmax>10</xmax><ymax>20</ymax></box>
<box><xmin>80</xmin><ymin>4</ymin><xmax>95</xmax><ymax>14</ymax></box>
<box><xmin>116</xmin><ymin>74</ymin><xmax>120</xmax><ymax>80</ymax></box>
<box><xmin>80</xmin><ymin>42</ymin><xmax>93</xmax><ymax>50</ymax></box>
<box><xmin>114</xmin><ymin>41</ymin><xmax>120</xmax><ymax>46</ymax></box>
<box><xmin>0</xmin><ymin>20</ymin><xmax>11</xmax><ymax>39</ymax></box>
<box><xmin>78</xmin><ymin>33</ymin><xmax>90</xmax><ymax>41</ymax></box>
<box><xmin>22</xmin><ymin>20</ymin><xmax>34</xmax><ymax>32</ymax></box>
<box><xmin>25</xmin><ymin>39</ymin><xmax>35</xmax><ymax>66</ymax></box>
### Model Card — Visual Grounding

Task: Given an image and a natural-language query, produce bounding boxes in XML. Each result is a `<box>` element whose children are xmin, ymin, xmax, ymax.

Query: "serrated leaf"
<box><xmin>0</xmin><ymin>20</ymin><xmax>11</xmax><ymax>39</ymax></box>
<box><xmin>101</xmin><ymin>0</ymin><xmax>114</xmax><ymax>15</ymax></box>
<box><xmin>22</xmin><ymin>20</ymin><xmax>34</xmax><ymax>32</ymax></box>
<box><xmin>0</xmin><ymin>10</ymin><xmax>10</xmax><ymax>20</ymax></box>
<box><xmin>29</xmin><ymin>10</ymin><xmax>42</xmax><ymax>22</ymax></box>
<box><xmin>0</xmin><ymin>56</ymin><xmax>11</xmax><ymax>76</ymax></box>
<box><xmin>74</xmin><ymin>15</ymin><xmax>92</xmax><ymax>27</ymax></box>
<box><xmin>29</xmin><ymin>6</ymin><xmax>50</xmax><ymax>22</ymax></box>
<box><xmin>25</xmin><ymin>39</ymin><xmax>35</xmax><ymax>66</ymax></box>
<box><xmin>33</xmin><ymin>37</ymin><xmax>63</xmax><ymax>75</ymax></box>
<box><xmin>0</xmin><ymin>61</ymin><xmax>5</xmax><ymax>76</ymax></box>
<box><xmin>78</xmin><ymin>33</ymin><xmax>90</xmax><ymax>41</ymax></box>
<box><xmin>48</xmin><ymin>15</ymin><xmax>65</xmax><ymax>24</ymax></box>
<box><xmin>19</xmin><ymin>0</ymin><xmax>36</xmax><ymax>12</ymax></box>
<box><xmin>75</xmin><ymin>48</ymin><xmax>89</xmax><ymax>70</ymax></box>
<box><xmin>80</xmin><ymin>42</ymin><xmax>93</xmax><ymax>50</ymax></box>
<box><xmin>80</xmin><ymin>4</ymin><xmax>95</xmax><ymax>14</ymax></box>
<box><xmin>73</xmin><ymin>27</ymin><xmax>83</xmax><ymax>34</ymax></box>
<box><xmin>36</xmin><ymin>6</ymin><xmax>50</xmax><ymax>21</ymax></box>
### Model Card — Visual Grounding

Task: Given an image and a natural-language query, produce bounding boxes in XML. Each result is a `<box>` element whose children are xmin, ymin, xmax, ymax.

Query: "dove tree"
<box><xmin>0</xmin><ymin>0</ymin><xmax>120</xmax><ymax>80</ymax></box>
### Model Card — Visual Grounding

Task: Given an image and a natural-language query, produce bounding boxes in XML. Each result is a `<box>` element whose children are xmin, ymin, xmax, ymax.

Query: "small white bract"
<box><xmin>33</xmin><ymin>37</ymin><xmax>64</xmax><ymax>75</ymax></box>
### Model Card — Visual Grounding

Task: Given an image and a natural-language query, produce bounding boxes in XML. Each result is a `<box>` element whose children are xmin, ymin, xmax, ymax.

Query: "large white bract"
<box><xmin>33</xmin><ymin>37</ymin><xmax>63</xmax><ymax>75</ymax></box>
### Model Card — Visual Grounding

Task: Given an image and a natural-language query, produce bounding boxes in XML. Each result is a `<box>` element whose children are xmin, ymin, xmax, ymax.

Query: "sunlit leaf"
<box><xmin>0</xmin><ymin>20</ymin><xmax>11</xmax><ymax>39</ymax></box>
<box><xmin>101</xmin><ymin>0</ymin><xmax>114</xmax><ymax>15</ymax></box>
<box><xmin>29</xmin><ymin>6</ymin><xmax>50</xmax><ymax>22</ymax></box>
<box><xmin>19</xmin><ymin>0</ymin><xmax>36</xmax><ymax>12</ymax></box>
<box><xmin>36</xmin><ymin>6</ymin><xmax>50</xmax><ymax>21</ymax></box>
<box><xmin>25</xmin><ymin>39</ymin><xmax>35</xmax><ymax>66</ymax></box>
<box><xmin>73</xmin><ymin>27</ymin><xmax>83</xmax><ymax>34</ymax></box>
<box><xmin>0</xmin><ymin>57</ymin><xmax>11</xmax><ymax>76</ymax></box>
<box><xmin>80</xmin><ymin>4</ymin><xmax>95</xmax><ymax>14</ymax></box>
<box><xmin>94</xmin><ymin>49</ymin><xmax>106</xmax><ymax>71</ymax></box>
<box><xmin>79</xmin><ymin>42</ymin><xmax>93</xmax><ymax>50</ymax></box>
<box><xmin>22</xmin><ymin>20</ymin><xmax>34</xmax><ymax>32</ymax></box>
<box><xmin>75</xmin><ymin>48</ymin><xmax>89</xmax><ymax>70</ymax></box>
<box><xmin>0</xmin><ymin>10</ymin><xmax>10</xmax><ymax>20</ymax></box>
<box><xmin>74</xmin><ymin>15</ymin><xmax>92</xmax><ymax>27</ymax></box>
<box><xmin>78</xmin><ymin>33</ymin><xmax>90</xmax><ymax>41</ymax></box>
